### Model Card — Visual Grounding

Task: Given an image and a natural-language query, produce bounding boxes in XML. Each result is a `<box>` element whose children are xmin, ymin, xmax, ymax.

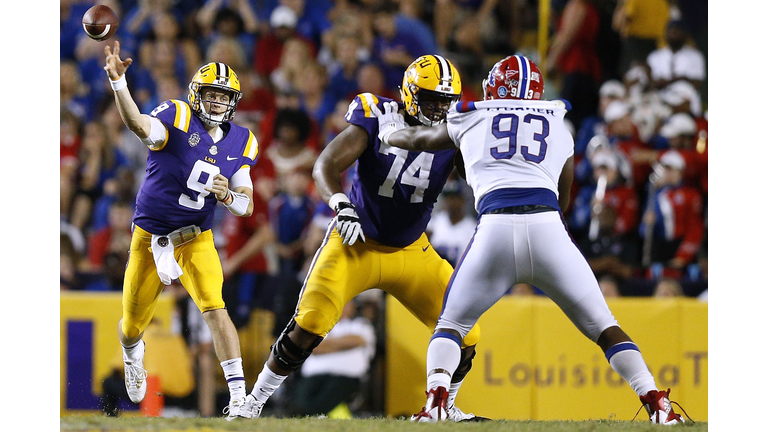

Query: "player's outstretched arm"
<box><xmin>104</xmin><ymin>41</ymin><xmax>151</xmax><ymax>139</ymax></box>
<box><xmin>385</xmin><ymin>123</ymin><xmax>455</xmax><ymax>151</ymax></box>
<box><xmin>376</xmin><ymin>102</ymin><xmax>455</xmax><ymax>151</ymax></box>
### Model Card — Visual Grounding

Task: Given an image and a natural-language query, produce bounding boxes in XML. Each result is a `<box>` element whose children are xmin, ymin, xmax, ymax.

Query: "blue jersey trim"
<box><xmin>605</xmin><ymin>342</ymin><xmax>640</xmax><ymax>362</ymax></box>
<box><xmin>455</xmin><ymin>101</ymin><xmax>476</xmax><ymax>113</ymax></box>
<box><xmin>556</xmin><ymin>99</ymin><xmax>572</xmax><ymax>111</ymax></box>
<box><xmin>477</xmin><ymin>188</ymin><xmax>560</xmax><ymax>215</ymax></box>
<box><xmin>431</xmin><ymin>331</ymin><xmax>463</xmax><ymax>348</ymax></box>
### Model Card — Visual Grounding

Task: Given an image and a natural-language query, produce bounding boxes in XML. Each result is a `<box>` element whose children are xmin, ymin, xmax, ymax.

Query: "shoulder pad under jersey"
<box><xmin>150</xmin><ymin>99</ymin><xmax>194</xmax><ymax>133</ymax></box>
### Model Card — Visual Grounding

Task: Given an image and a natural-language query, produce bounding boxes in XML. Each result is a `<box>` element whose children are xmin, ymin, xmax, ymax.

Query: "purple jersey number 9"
<box><xmin>179</xmin><ymin>160</ymin><xmax>221</xmax><ymax>209</ymax></box>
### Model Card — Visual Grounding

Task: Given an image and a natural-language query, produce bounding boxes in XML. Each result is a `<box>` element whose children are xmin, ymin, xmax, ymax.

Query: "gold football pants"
<box><xmin>121</xmin><ymin>225</ymin><xmax>225</xmax><ymax>339</ymax></box>
<box><xmin>294</xmin><ymin>225</ymin><xmax>480</xmax><ymax>347</ymax></box>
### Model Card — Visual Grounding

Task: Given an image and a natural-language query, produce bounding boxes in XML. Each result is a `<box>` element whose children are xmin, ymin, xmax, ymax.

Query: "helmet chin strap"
<box><xmin>417</xmin><ymin>111</ymin><xmax>440</xmax><ymax>127</ymax></box>
<box><xmin>198</xmin><ymin>100</ymin><xmax>226</xmax><ymax>127</ymax></box>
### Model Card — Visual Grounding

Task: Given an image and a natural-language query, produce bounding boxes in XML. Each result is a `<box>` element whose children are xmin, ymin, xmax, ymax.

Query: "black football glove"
<box><xmin>335</xmin><ymin>201</ymin><xmax>366</xmax><ymax>245</ymax></box>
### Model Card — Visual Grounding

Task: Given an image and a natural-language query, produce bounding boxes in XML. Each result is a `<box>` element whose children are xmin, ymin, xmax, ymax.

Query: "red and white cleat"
<box><xmin>410</xmin><ymin>387</ymin><xmax>449</xmax><ymax>422</ymax></box>
<box><xmin>639</xmin><ymin>388</ymin><xmax>686</xmax><ymax>425</ymax></box>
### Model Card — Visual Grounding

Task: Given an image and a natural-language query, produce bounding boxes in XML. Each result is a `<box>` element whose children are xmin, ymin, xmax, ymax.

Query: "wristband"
<box><xmin>380</xmin><ymin>129</ymin><xmax>394</xmax><ymax>146</ymax></box>
<box><xmin>328</xmin><ymin>193</ymin><xmax>350</xmax><ymax>213</ymax></box>
<box><xmin>224</xmin><ymin>190</ymin><xmax>250</xmax><ymax>216</ymax></box>
<box><xmin>218</xmin><ymin>189</ymin><xmax>232</xmax><ymax>204</ymax></box>
<box><xmin>109</xmin><ymin>74</ymin><xmax>127</xmax><ymax>91</ymax></box>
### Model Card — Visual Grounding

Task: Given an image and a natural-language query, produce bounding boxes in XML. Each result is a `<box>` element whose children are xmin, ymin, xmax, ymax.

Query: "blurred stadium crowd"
<box><xmin>60</xmin><ymin>0</ymin><xmax>707</xmax><ymax>417</ymax></box>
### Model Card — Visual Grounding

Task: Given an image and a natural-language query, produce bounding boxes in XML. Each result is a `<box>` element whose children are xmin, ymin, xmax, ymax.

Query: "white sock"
<box><xmin>221</xmin><ymin>358</ymin><xmax>246</xmax><ymax>401</ymax></box>
<box><xmin>607</xmin><ymin>343</ymin><xmax>658</xmax><ymax>396</ymax></box>
<box><xmin>121</xmin><ymin>340</ymin><xmax>144</xmax><ymax>363</ymax></box>
<box><xmin>426</xmin><ymin>335</ymin><xmax>461</xmax><ymax>392</ymax></box>
<box><xmin>447</xmin><ymin>380</ymin><xmax>463</xmax><ymax>409</ymax></box>
<box><xmin>250</xmin><ymin>363</ymin><xmax>287</xmax><ymax>404</ymax></box>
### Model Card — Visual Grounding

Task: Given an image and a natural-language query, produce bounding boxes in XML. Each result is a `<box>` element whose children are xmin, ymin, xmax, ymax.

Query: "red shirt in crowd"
<box><xmin>221</xmin><ymin>158</ymin><xmax>276</xmax><ymax>274</ymax></box>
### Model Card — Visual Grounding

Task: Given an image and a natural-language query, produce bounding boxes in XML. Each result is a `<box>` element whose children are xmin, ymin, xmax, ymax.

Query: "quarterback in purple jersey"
<box><xmin>103</xmin><ymin>42</ymin><xmax>258</xmax><ymax>419</ymax></box>
<box><xmin>236</xmin><ymin>55</ymin><xmax>486</xmax><ymax>422</ymax></box>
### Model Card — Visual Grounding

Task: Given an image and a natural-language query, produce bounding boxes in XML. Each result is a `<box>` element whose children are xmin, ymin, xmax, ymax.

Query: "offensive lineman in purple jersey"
<box><xmin>236</xmin><ymin>55</ymin><xmax>486</xmax><ymax>422</ymax></box>
<box><xmin>378</xmin><ymin>55</ymin><xmax>686</xmax><ymax>424</ymax></box>
<box><xmin>103</xmin><ymin>42</ymin><xmax>258</xmax><ymax>419</ymax></box>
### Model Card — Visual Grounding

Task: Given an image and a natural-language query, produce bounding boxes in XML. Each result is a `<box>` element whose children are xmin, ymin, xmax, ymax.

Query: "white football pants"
<box><xmin>437</xmin><ymin>211</ymin><xmax>618</xmax><ymax>342</ymax></box>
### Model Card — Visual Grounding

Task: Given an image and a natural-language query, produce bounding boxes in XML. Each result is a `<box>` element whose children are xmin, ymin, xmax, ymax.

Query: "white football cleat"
<box><xmin>446</xmin><ymin>404</ymin><xmax>490</xmax><ymax>422</ymax></box>
<box><xmin>224</xmin><ymin>396</ymin><xmax>250</xmax><ymax>421</ymax></box>
<box><xmin>235</xmin><ymin>394</ymin><xmax>265</xmax><ymax>419</ymax></box>
<box><xmin>123</xmin><ymin>342</ymin><xmax>147</xmax><ymax>404</ymax></box>
<box><xmin>410</xmin><ymin>387</ymin><xmax>449</xmax><ymax>422</ymax></box>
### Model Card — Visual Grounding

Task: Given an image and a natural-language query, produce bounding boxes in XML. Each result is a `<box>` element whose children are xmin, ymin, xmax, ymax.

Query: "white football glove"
<box><xmin>334</xmin><ymin>201</ymin><xmax>366</xmax><ymax>246</ymax></box>
<box><xmin>375</xmin><ymin>101</ymin><xmax>407</xmax><ymax>145</ymax></box>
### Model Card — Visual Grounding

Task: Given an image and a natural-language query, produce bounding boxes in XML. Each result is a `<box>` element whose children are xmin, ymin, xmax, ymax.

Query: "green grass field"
<box><xmin>60</xmin><ymin>415</ymin><xmax>707</xmax><ymax>432</ymax></box>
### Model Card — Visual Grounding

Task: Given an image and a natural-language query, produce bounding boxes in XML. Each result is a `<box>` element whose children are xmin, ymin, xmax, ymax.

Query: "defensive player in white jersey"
<box><xmin>104</xmin><ymin>42</ymin><xmax>258</xmax><ymax>419</ymax></box>
<box><xmin>377</xmin><ymin>55</ymin><xmax>686</xmax><ymax>425</ymax></box>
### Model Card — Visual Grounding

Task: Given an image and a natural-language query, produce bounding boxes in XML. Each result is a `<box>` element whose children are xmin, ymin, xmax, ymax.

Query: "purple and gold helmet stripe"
<box><xmin>216</xmin><ymin>62</ymin><xmax>230</xmax><ymax>79</ymax></box>
<box><xmin>433</xmin><ymin>54</ymin><xmax>452</xmax><ymax>84</ymax></box>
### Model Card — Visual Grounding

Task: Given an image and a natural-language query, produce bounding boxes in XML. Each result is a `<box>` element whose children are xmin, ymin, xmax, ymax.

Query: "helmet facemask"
<box><xmin>190</xmin><ymin>84</ymin><xmax>241</xmax><ymax>127</ymax></box>
<box><xmin>411</xmin><ymin>87</ymin><xmax>460</xmax><ymax>126</ymax></box>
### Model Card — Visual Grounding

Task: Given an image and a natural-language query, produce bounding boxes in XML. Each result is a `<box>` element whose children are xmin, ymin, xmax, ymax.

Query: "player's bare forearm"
<box><xmin>233</xmin><ymin>186</ymin><xmax>255</xmax><ymax>217</ymax></box>
<box><xmin>104</xmin><ymin>42</ymin><xmax>151</xmax><ymax>138</ymax></box>
<box><xmin>313</xmin><ymin>125</ymin><xmax>368</xmax><ymax>203</ymax></box>
<box><xmin>387</xmin><ymin>123</ymin><xmax>455</xmax><ymax>151</ymax></box>
<box><xmin>113</xmin><ymin>90</ymin><xmax>151</xmax><ymax>138</ymax></box>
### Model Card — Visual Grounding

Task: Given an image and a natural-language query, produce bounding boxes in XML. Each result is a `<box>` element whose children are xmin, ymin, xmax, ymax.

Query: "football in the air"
<box><xmin>82</xmin><ymin>5</ymin><xmax>119</xmax><ymax>41</ymax></box>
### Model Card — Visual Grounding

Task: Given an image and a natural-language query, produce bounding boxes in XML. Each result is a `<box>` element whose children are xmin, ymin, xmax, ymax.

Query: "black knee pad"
<box><xmin>271</xmin><ymin>319</ymin><xmax>324</xmax><ymax>372</ymax></box>
<box><xmin>452</xmin><ymin>346</ymin><xmax>477</xmax><ymax>383</ymax></box>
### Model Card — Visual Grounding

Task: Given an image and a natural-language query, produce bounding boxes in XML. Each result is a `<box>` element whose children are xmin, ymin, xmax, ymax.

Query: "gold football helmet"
<box><xmin>400</xmin><ymin>54</ymin><xmax>462</xmax><ymax>126</ymax></box>
<box><xmin>188</xmin><ymin>62</ymin><xmax>242</xmax><ymax>127</ymax></box>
